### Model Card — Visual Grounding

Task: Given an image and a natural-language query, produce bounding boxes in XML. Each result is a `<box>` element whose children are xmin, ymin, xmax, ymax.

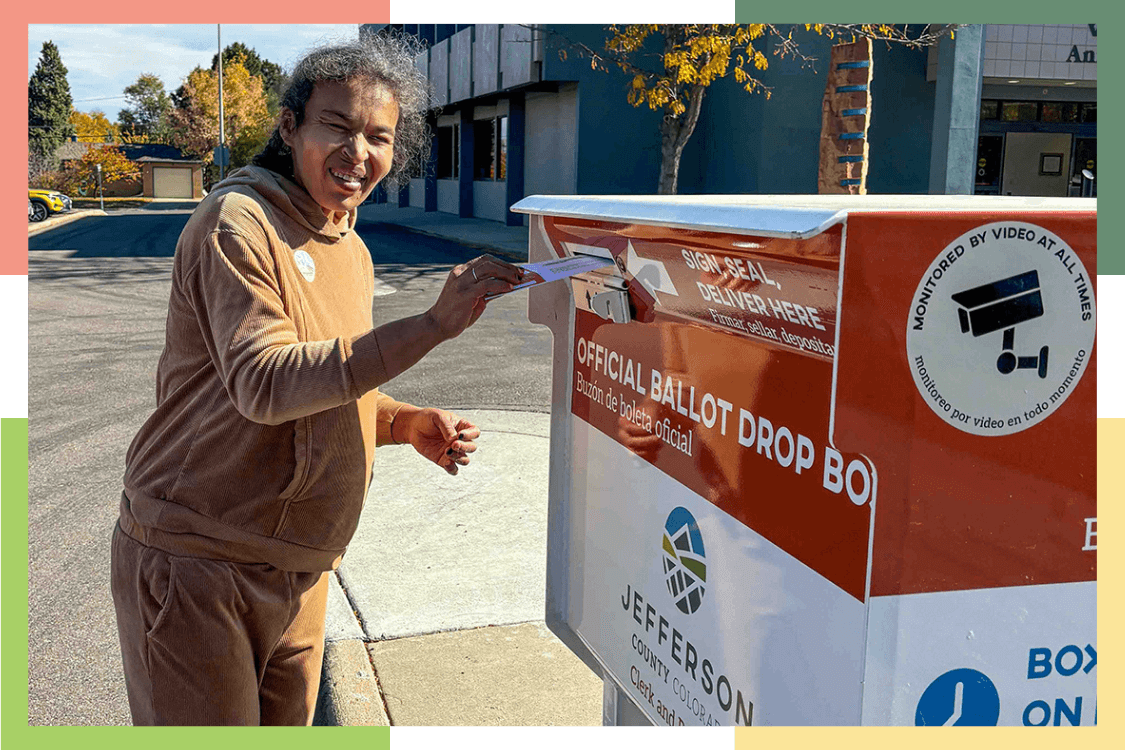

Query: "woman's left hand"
<box><xmin>402</xmin><ymin>408</ymin><xmax>480</xmax><ymax>475</ymax></box>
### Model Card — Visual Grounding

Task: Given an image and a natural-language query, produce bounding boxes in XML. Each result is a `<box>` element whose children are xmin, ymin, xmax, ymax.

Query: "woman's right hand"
<box><xmin>426</xmin><ymin>254</ymin><xmax>526</xmax><ymax>339</ymax></box>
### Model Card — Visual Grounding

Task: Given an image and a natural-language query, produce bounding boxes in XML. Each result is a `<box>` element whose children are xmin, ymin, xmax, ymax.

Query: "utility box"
<box><xmin>512</xmin><ymin>195</ymin><xmax>1097</xmax><ymax>726</ymax></box>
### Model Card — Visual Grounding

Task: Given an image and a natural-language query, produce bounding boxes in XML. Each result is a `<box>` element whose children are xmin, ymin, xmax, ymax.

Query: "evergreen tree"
<box><xmin>28</xmin><ymin>41</ymin><xmax>75</xmax><ymax>168</ymax></box>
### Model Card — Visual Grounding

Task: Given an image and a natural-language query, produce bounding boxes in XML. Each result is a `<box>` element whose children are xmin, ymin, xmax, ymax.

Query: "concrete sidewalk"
<box><xmin>315</xmin><ymin>209</ymin><xmax>605</xmax><ymax>726</ymax></box>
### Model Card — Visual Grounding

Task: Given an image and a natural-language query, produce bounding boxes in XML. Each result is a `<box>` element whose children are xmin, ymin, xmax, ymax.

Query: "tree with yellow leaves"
<box><xmin>69</xmin><ymin>109</ymin><xmax>119</xmax><ymax>143</ymax></box>
<box><xmin>167</xmin><ymin>56</ymin><xmax>271</xmax><ymax>182</ymax></box>
<box><xmin>52</xmin><ymin>144</ymin><xmax>138</xmax><ymax>196</ymax></box>
<box><xmin>559</xmin><ymin>24</ymin><xmax>952</xmax><ymax>194</ymax></box>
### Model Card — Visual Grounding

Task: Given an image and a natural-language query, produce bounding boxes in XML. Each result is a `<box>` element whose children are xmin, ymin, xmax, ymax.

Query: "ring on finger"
<box><xmin>472</xmin><ymin>267</ymin><xmax>479</xmax><ymax>282</ymax></box>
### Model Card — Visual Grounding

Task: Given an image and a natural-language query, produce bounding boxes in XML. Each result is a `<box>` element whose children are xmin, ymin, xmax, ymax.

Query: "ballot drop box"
<box><xmin>511</xmin><ymin>195</ymin><xmax>1096</xmax><ymax>727</ymax></box>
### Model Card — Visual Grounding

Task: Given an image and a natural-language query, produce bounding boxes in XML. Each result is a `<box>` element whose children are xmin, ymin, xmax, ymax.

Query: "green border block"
<box><xmin>3</xmin><ymin>418</ymin><xmax>29</xmax><ymax>730</ymax></box>
<box><xmin>4</xmin><ymin>415</ymin><xmax>387</xmax><ymax>744</ymax></box>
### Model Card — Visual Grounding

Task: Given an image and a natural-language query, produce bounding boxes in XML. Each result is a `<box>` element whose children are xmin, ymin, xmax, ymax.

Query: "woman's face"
<box><xmin>280</xmin><ymin>78</ymin><xmax>399</xmax><ymax>218</ymax></box>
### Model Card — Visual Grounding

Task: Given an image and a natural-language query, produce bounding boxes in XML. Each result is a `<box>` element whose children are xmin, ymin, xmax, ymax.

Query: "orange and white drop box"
<box><xmin>513</xmin><ymin>195</ymin><xmax>1096</xmax><ymax>726</ymax></box>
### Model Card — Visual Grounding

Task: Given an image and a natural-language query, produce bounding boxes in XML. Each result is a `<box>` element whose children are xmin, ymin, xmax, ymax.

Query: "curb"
<box><xmin>28</xmin><ymin>209</ymin><xmax>106</xmax><ymax>237</ymax></box>
<box><xmin>314</xmin><ymin>639</ymin><xmax>389</xmax><ymax>726</ymax></box>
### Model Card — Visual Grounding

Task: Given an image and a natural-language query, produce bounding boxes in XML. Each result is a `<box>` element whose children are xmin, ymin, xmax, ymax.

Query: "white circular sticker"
<box><xmin>906</xmin><ymin>221</ymin><xmax>1094</xmax><ymax>436</ymax></box>
<box><xmin>294</xmin><ymin>250</ymin><xmax>316</xmax><ymax>282</ymax></box>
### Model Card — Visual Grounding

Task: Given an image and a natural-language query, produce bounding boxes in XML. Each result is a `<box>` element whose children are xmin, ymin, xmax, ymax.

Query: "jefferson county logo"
<box><xmin>662</xmin><ymin>507</ymin><xmax>707</xmax><ymax>614</ymax></box>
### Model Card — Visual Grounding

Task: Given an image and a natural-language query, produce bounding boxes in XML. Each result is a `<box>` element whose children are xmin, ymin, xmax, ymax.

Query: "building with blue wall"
<box><xmin>360</xmin><ymin>24</ymin><xmax>1096</xmax><ymax>224</ymax></box>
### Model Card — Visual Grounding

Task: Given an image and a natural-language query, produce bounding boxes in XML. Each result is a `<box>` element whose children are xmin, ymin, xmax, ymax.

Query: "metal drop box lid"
<box><xmin>512</xmin><ymin>194</ymin><xmax>1095</xmax><ymax>239</ymax></box>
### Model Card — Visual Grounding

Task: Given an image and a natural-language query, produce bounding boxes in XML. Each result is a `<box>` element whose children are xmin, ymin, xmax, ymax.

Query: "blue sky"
<box><xmin>29</xmin><ymin>24</ymin><xmax>360</xmax><ymax>117</ymax></box>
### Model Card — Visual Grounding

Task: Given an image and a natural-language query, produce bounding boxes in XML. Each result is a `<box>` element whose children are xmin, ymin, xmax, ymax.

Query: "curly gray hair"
<box><xmin>253</xmin><ymin>31</ymin><xmax>431</xmax><ymax>189</ymax></box>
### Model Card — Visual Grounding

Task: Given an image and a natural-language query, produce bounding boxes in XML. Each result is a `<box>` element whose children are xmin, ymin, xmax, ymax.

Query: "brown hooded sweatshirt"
<box><xmin>121</xmin><ymin>166</ymin><xmax>408</xmax><ymax>571</ymax></box>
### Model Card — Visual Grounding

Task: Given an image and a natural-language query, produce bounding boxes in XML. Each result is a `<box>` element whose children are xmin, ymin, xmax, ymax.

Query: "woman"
<box><xmin>110</xmin><ymin>34</ymin><xmax>525</xmax><ymax>726</ymax></box>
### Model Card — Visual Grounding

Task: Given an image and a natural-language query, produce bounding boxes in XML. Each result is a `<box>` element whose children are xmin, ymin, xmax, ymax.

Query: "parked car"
<box><xmin>29</xmin><ymin>188</ymin><xmax>72</xmax><ymax>222</ymax></box>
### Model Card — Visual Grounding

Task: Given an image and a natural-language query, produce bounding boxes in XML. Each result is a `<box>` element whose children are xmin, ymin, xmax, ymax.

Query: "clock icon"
<box><xmin>915</xmin><ymin>668</ymin><xmax>1000</xmax><ymax>725</ymax></box>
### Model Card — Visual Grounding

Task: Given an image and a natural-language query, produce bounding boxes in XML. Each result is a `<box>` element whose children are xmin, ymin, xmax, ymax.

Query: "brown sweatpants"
<box><xmin>110</xmin><ymin>523</ymin><xmax>329</xmax><ymax>725</ymax></box>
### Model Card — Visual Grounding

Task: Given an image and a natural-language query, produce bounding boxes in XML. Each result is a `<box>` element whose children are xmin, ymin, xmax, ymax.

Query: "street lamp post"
<box><xmin>96</xmin><ymin>163</ymin><xmax>104</xmax><ymax>212</ymax></box>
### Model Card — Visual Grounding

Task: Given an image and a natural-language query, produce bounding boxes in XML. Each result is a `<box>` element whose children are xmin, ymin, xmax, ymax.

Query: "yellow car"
<box><xmin>29</xmin><ymin>188</ymin><xmax>72</xmax><ymax>222</ymax></box>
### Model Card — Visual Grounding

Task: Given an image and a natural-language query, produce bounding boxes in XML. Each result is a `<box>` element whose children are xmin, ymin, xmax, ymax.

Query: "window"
<box><xmin>974</xmin><ymin>135</ymin><xmax>1003</xmax><ymax>193</ymax></box>
<box><xmin>1040</xmin><ymin>102</ymin><xmax>1081</xmax><ymax>123</ymax></box>
<box><xmin>436</xmin><ymin>124</ymin><xmax>459</xmax><ymax>180</ymax></box>
<box><xmin>1072</xmin><ymin>138</ymin><xmax>1096</xmax><ymax>178</ymax></box>
<box><xmin>988</xmin><ymin>101</ymin><xmax>1092</xmax><ymax>124</ymax></box>
<box><xmin>1039</xmin><ymin>153</ymin><xmax>1063</xmax><ymax>176</ymax></box>
<box><xmin>473</xmin><ymin>115</ymin><xmax>509</xmax><ymax>181</ymax></box>
<box><xmin>1070</xmin><ymin>138</ymin><xmax>1096</xmax><ymax>196</ymax></box>
<box><xmin>497</xmin><ymin>116</ymin><xmax>508</xmax><ymax>180</ymax></box>
<box><xmin>473</xmin><ymin>120</ymin><xmax>494</xmax><ymax>180</ymax></box>
<box><xmin>1001</xmin><ymin>102</ymin><xmax>1038</xmax><ymax>122</ymax></box>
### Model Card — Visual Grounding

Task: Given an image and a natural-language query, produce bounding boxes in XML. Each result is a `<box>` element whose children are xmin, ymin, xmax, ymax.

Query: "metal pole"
<box><xmin>96</xmin><ymin>163</ymin><xmax>103</xmax><ymax>212</ymax></box>
<box><xmin>1081</xmin><ymin>169</ymin><xmax>1095</xmax><ymax>198</ymax></box>
<box><xmin>218</xmin><ymin>24</ymin><xmax>225</xmax><ymax>181</ymax></box>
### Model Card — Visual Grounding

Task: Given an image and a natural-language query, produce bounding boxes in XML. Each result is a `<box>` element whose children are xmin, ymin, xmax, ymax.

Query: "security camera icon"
<box><xmin>951</xmin><ymin>270</ymin><xmax>1048</xmax><ymax>379</ymax></box>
